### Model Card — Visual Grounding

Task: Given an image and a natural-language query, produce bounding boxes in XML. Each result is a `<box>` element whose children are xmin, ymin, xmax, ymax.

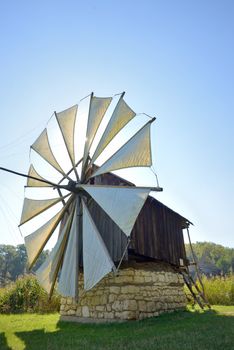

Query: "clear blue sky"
<box><xmin>0</xmin><ymin>0</ymin><xmax>233</xmax><ymax>247</ymax></box>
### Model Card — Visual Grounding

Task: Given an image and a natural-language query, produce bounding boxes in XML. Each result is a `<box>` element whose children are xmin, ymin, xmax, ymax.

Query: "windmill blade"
<box><xmin>57</xmin><ymin>202</ymin><xmax>78</xmax><ymax>297</ymax></box>
<box><xmin>81</xmin><ymin>185</ymin><xmax>150</xmax><ymax>237</ymax></box>
<box><xmin>19</xmin><ymin>194</ymin><xmax>70</xmax><ymax>226</ymax></box>
<box><xmin>24</xmin><ymin>195</ymin><xmax>74</xmax><ymax>269</ymax></box>
<box><xmin>91</xmin><ymin>95</ymin><xmax>136</xmax><ymax>164</ymax></box>
<box><xmin>25</xmin><ymin>208</ymin><xmax>64</xmax><ymax>268</ymax></box>
<box><xmin>91</xmin><ymin>121</ymin><xmax>152</xmax><ymax>178</ymax></box>
<box><xmin>82</xmin><ymin>94</ymin><xmax>112</xmax><ymax>171</ymax></box>
<box><xmin>36</xmin><ymin>207</ymin><xmax>74</xmax><ymax>295</ymax></box>
<box><xmin>82</xmin><ymin>200</ymin><xmax>115</xmax><ymax>291</ymax></box>
<box><xmin>55</xmin><ymin>104</ymin><xmax>78</xmax><ymax>165</ymax></box>
<box><xmin>31</xmin><ymin>129</ymin><xmax>65</xmax><ymax>175</ymax></box>
<box><xmin>27</xmin><ymin>164</ymin><xmax>52</xmax><ymax>187</ymax></box>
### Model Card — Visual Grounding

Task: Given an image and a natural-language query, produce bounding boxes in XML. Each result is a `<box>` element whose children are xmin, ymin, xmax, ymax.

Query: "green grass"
<box><xmin>0</xmin><ymin>306</ymin><xmax>233</xmax><ymax>350</ymax></box>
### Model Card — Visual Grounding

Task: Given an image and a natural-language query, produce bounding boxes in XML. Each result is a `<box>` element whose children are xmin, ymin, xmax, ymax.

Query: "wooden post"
<box><xmin>75</xmin><ymin>196</ymin><xmax>82</xmax><ymax>302</ymax></box>
<box><xmin>186</xmin><ymin>228</ymin><xmax>210</xmax><ymax>308</ymax></box>
<box><xmin>187</xmin><ymin>228</ymin><xmax>205</xmax><ymax>294</ymax></box>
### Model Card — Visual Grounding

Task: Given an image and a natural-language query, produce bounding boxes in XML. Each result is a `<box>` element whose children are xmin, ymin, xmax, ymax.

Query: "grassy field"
<box><xmin>0</xmin><ymin>306</ymin><xmax>233</xmax><ymax>350</ymax></box>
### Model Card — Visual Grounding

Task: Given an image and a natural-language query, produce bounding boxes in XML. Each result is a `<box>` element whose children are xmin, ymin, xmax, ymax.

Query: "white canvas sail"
<box><xmin>57</xmin><ymin>204</ymin><xmax>78</xmax><ymax>297</ymax></box>
<box><xmin>24</xmin><ymin>208</ymin><xmax>63</xmax><ymax>267</ymax></box>
<box><xmin>36</xmin><ymin>210</ymin><xmax>74</xmax><ymax>294</ymax></box>
<box><xmin>82</xmin><ymin>95</ymin><xmax>112</xmax><ymax>168</ymax></box>
<box><xmin>27</xmin><ymin>164</ymin><xmax>52</xmax><ymax>187</ymax></box>
<box><xmin>91</xmin><ymin>97</ymin><xmax>136</xmax><ymax>163</ymax></box>
<box><xmin>82</xmin><ymin>200</ymin><xmax>115</xmax><ymax>291</ymax></box>
<box><xmin>19</xmin><ymin>196</ymin><xmax>68</xmax><ymax>226</ymax></box>
<box><xmin>56</xmin><ymin>105</ymin><xmax>78</xmax><ymax>164</ymax></box>
<box><xmin>31</xmin><ymin>129</ymin><xmax>64</xmax><ymax>175</ymax></box>
<box><xmin>81</xmin><ymin>185</ymin><xmax>150</xmax><ymax>237</ymax></box>
<box><xmin>91</xmin><ymin>122</ymin><xmax>152</xmax><ymax>178</ymax></box>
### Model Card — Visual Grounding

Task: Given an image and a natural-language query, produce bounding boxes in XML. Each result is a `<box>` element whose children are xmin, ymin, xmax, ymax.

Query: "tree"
<box><xmin>0</xmin><ymin>244</ymin><xmax>49</xmax><ymax>285</ymax></box>
<box><xmin>185</xmin><ymin>242</ymin><xmax>234</xmax><ymax>275</ymax></box>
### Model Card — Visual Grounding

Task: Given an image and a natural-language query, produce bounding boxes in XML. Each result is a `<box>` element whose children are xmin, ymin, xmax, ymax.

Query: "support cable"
<box><xmin>150</xmin><ymin>166</ymin><xmax>160</xmax><ymax>188</ymax></box>
<box><xmin>115</xmin><ymin>238</ymin><xmax>131</xmax><ymax>273</ymax></box>
<box><xmin>137</xmin><ymin>112</ymin><xmax>157</xmax><ymax>120</ymax></box>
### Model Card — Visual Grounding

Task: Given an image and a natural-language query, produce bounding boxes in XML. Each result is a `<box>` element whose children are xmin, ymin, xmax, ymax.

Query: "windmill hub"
<box><xmin>67</xmin><ymin>179</ymin><xmax>79</xmax><ymax>192</ymax></box>
<box><xmin>65</xmin><ymin>180</ymin><xmax>89</xmax><ymax>198</ymax></box>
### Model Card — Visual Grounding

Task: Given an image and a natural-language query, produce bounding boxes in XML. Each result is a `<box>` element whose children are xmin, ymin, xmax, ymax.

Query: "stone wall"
<box><xmin>60</xmin><ymin>262</ymin><xmax>186</xmax><ymax>321</ymax></box>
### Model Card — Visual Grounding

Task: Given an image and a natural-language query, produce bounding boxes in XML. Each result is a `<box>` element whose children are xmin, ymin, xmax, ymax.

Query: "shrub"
<box><xmin>0</xmin><ymin>274</ymin><xmax>61</xmax><ymax>313</ymax></box>
<box><xmin>184</xmin><ymin>274</ymin><xmax>234</xmax><ymax>306</ymax></box>
<box><xmin>202</xmin><ymin>275</ymin><xmax>234</xmax><ymax>305</ymax></box>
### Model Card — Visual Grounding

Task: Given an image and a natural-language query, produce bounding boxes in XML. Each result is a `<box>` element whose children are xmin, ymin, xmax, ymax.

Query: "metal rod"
<box><xmin>0</xmin><ymin>166</ymin><xmax>59</xmax><ymax>187</ymax></box>
<box><xmin>0</xmin><ymin>166</ymin><xmax>74</xmax><ymax>194</ymax></box>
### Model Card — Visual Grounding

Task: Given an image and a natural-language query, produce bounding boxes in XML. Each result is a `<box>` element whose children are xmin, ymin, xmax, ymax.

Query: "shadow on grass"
<box><xmin>0</xmin><ymin>333</ymin><xmax>11</xmax><ymax>350</ymax></box>
<box><xmin>3</xmin><ymin>309</ymin><xmax>234</xmax><ymax>350</ymax></box>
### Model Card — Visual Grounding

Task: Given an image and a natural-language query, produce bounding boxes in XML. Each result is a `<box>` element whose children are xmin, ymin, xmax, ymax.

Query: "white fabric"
<box><xmin>57</xmin><ymin>204</ymin><xmax>78</xmax><ymax>297</ymax></box>
<box><xmin>82</xmin><ymin>200</ymin><xmax>115</xmax><ymax>291</ymax></box>
<box><xmin>81</xmin><ymin>185</ymin><xmax>150</xmax><ymax>237</ymax></box>
<box><xmin>20</xmin><ymin>196</ymin><xmax>64</xmax><ymax>226</ymax></box>
<box><xmin>92</xmin><ymin>123</ymin><xmax>152</xmax><ymax>178</ymax></box>
<box><xmin>92</xmin><ymin>98</ymin><xmax>136</xmax><ymax>163</ymax></box>
<box><xmin>83</xmin><ymin>96</ymin><xmax>112</xmax><ymax>167</ymax></box>
<box><xmin>56</xmin><ymin>105</ymin><xmax>77</xmax><ymax>164</ymax></box>
<box><xmin>36</xmin><ymin>211</ymin><xmax>73</xmax><ymax>294</ymax></box>
<box><xmin>24</xmin><ymin>209</ymin><xmax>63</xmax><ymax>267</ymax></box>
<box><xmin>27</xmin><ymin>164</ymin><xmax>51</xmax><ymax>187</ymax></box>
<box><xmin>31</xmin><ymin>129</ymin><xmax>64</xmax><ymax>174</ymax></box>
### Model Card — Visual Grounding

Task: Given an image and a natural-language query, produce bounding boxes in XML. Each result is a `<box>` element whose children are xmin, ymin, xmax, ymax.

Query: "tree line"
<box><xmin>0</xmin><ymin>242</ymin><xmax>233</xmax><ymax>286</ymax></box>
<box><xmin>0</xmin><ymin>244</ymin><xmax>48</xmax><ymax>286</ymax></box>
<box><xmin>185</xmin><ymin>241</ymin><xmax>234</xmax><ymax>275</ymax></box>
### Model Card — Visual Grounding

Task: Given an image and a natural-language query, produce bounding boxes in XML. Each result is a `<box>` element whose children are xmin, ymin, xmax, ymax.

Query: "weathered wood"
<box><xmin>87</xmin><ymin>171</ymin><xmax>189</xmax><ymax>267</ymax></box>
<box><xmin>180</xmin><ymin>266</ymin><xmax>211</xmax><ymax>309</ymax></box>
<box><xmin>75</xmin><ymin>196</ymin><xmax>81</xmax><ymax>301</ymax></box>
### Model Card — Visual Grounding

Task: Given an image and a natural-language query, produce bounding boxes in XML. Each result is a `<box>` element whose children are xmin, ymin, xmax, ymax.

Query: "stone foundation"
<box><xmin>60</xmin><ymin>262</ymin><xmax>186</xmax><ymax>321</ymax></box>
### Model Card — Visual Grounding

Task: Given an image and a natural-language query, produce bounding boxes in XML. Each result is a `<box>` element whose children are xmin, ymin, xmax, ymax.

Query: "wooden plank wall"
<box><xmin>87</xmin><ymin>171</ymin><xmax>188</xmax><ymax>267</ymax></box>
<box><xmin>130</xmin><ymin>197</ymin><xmax>187</xmax><ymax>266</ymax></box>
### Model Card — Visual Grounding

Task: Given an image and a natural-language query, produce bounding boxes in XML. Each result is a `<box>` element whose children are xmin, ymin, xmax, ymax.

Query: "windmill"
<box><xmin>1</xmin><ymin>92</ymin><xmax>163</xmax><ymax>300</ymax></box>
